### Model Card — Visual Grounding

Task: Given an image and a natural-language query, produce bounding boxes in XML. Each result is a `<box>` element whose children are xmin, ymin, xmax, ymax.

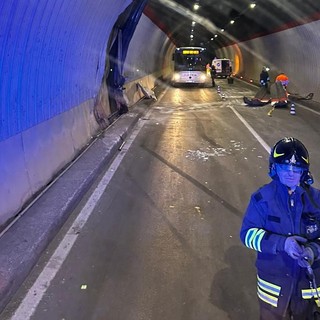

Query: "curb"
<box><xmin>0</xmin><ymin>101</ymin><xmax>149</xmax><ymax>313</ymax></box>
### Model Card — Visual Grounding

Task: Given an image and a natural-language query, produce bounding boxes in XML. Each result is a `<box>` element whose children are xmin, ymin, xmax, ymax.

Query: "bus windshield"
<box><xmin>174</xmin><ymin>51</ymin><xmax>206</xmax><ymax>72</ymax></box>
<box><xmin>171</xmin><ymin>47</ymin><xmax>211</xmax><ymax>86</ymax></box>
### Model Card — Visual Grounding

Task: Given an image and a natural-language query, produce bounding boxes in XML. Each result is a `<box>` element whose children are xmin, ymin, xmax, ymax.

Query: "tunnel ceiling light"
<box><xmin>215</xmin><ymin>2</ymin><xmax>258</xmax><ymax>40</ymax></box>
<box><xmin>210</xmin><ymin>37</ymin><xmax>214</xmax><ymax>40</ymax></box>
<box><xmin>192</xmin><ymin>21</ymin><xmax>196</xmax><ymax>26</ymax></box>
<box><xmin>190</xmin><ymin>34</ymin><xmax>194</xmax><ymax>38</ymax></box>
<box><xmin>193</xmin><ymin>4</ymin><xmax>200</xmax><ymax>10</ymax></box>
<box><xmin>214</xmin><ymin>34</ymin><xmax>218</xmax><ymax>38</ymax></box>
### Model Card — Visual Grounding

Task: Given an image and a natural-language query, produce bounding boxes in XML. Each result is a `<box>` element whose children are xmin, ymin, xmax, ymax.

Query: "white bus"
<box><xmin>171</xmin><ymin>47</ymin><xmax>211</xmax><ymax>86</ymax></box>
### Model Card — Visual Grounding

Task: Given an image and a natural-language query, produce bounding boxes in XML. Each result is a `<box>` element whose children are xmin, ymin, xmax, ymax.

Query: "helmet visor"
<box><xmin>276</xmin><ymin>164</ymin><xmax>303</xmax><ymax>174</ymax></box>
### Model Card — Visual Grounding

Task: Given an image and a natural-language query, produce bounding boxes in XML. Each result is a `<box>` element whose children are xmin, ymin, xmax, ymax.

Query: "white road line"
<box><xmin>297</xmin><ymin>103</ymin><xmax>320</xmax><ymax>116</ymax></box>
<box><xmin>12</xmin><ymin>85</ymin><xmax>277</xmax><ymax>318</ymax></box>
<box><xmin>231</xmin><ymin>102</ymin><xmax>320</xmax><ymax>153</ymax></box>
<box><xmin>230</xmin><ymin>106</ymin><xmax>271</xmax><ymax>154</ymax></box>
<box><xmin>11</xmin><ymin>108</ymin><xmax>155</xmax><ymax>320</ymax></box>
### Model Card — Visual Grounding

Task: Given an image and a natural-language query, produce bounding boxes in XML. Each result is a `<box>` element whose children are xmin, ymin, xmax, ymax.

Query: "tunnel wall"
<box><xmin>216</xmin><ymin>19</ymin><xmax>320</xmax><ymax>102</ymax></box>
<box><xmin>123</xmin><ymin>14</ymin><xmax>174</xmax><ymax>102</ymax></box>
<box><xmin>0</xmin><ymin>2</ymin><xmax>170</xmax><ymax>227</ymax></box>
<box><xmin>4</xmin><ymin>1</ymin><xmax>318</xmax><ymax>228</ymax></box>
<box><xmin>1</xmin><ymin>0</ymin><xmax>131</xmax><ymax>142</ymax></box>
<box><xmin>0</xmin><ymin>0</ymin><xmax>131</xmax><ymax>225</ymax></box>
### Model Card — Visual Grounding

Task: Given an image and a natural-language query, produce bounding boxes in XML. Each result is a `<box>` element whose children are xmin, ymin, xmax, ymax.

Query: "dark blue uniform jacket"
<box><xmin>240</xmin><ymin>179</ymin><xmax>320</xmax><ymax>315</ymax></box>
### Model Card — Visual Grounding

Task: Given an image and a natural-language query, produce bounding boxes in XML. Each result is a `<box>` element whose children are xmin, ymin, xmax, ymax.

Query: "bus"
<box><xmin>171</xmin><ymin>47</ymin><xmax>211</xmax><ymax>86</ymax></box>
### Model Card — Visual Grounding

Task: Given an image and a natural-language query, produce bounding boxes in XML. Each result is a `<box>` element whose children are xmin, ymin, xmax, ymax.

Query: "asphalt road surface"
<box><xmin>3</xmin><ymin>79</ymin><xmax>320</xmax><ymax>320</ymax></box>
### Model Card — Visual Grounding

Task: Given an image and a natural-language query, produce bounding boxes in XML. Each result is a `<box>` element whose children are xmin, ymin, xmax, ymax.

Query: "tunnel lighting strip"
<box><xmin>208</xmin><ymin>1</ymin><xmax>258</xmax><ymax>43</ymax></box>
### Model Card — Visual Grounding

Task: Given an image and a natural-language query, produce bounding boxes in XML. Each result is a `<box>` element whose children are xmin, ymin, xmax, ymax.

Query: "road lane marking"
<box><xmin>297</xmin><ymin>103</ymin><xmax>320</xmax><ymax>116</ymax></box>
<box><xmin>230</xmin><ymin>106</ymin><xmax>271</xmax><ymax>154</ymax></box>
<box><xmin>10</xmin><ymin>108</ymin><xmax>158</xmax><ymax>320</ymax></box>
<box><xmin>231</xmin><ymin>101</ymin><xmax>320</xmax><ymax>153</ymax></box>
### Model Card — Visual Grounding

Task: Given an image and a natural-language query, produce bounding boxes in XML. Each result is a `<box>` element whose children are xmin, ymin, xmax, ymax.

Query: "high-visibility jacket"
<box><xmin>240</xmin><ymin>179</ymin><xmax>320</xmax><ymax>316</ymax></box>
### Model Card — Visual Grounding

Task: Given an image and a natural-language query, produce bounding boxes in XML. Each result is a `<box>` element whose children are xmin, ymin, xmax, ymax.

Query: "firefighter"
<box><xmin>275</xmin><ymin>72</ymin><xmax>289</xmax><ymax>89</ymax></box>
<box><xmin>210</xmin><ymin>64</ymin><xmax>216</xmax><ymax>87</ymax></box>
<box><xmin>240</xmin><ymin>137</ymin><xmax>320</xmax><ymax>319</ymax></box>
<box><xmin>260</xmin><ymin>66</ymin><xmax>270</xmax><ymax>89</ymax></box>
<box><xmin>269</xmin><ymin>73</ymin><xmax>290</xmax><ymax>112</ymax></box>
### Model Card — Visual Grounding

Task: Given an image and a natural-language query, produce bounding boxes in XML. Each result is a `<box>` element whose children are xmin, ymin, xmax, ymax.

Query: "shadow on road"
<box><xmin>209</xmin><ymin>245</ymin><xmax>259</xmax><ymax>320</ymax></box>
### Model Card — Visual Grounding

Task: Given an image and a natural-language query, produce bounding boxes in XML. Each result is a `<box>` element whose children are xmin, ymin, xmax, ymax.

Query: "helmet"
<box><xmin>275</xmin><ymin>73</ymin><xmax>289</xmax><ymax>87</ymax></box>
<box><xmin>269</xmin><ymin>137</ymin><xmax>313</xmax><ymax>185</ymax></box>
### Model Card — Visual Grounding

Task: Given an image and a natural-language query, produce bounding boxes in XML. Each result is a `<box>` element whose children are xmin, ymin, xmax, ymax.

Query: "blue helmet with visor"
<box><xmin>269</xmin><ymin>137</ymin><xmax>313</xmax><ymax>185</ymax></box>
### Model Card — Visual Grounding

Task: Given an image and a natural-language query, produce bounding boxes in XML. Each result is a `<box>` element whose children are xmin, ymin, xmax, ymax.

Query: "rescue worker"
<box><xmin>270</xmin><ymin>73</ymin><xmax>289</xmax><ymax>109</ymax></box>
<box><xmin>275</xmin><ymin>72</ymin><xmax>289</xmax><ymax>89</ymax></box>
<box><xmin>210</xmin><ymin>64</ymin><xmax>216</xmax><ymax>87</ymax></box>
<box><xmin>240</xmin><ymin>137</ymin><xmax>320</xmax><ymax>319</ymax></box>
<box><xmin>260</xmin><ymin>66</ymin><xmax>270</xmax><ymax>89</ymax></box>
<box><xmin>206</xmin><ymin>63</ymin><xmax>211</xmax><ymax>76</ymax></box>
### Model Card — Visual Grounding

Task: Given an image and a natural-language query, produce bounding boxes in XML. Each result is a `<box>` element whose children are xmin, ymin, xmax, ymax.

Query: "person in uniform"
<box><xmin>240</xmin><ymin>137</ymin><xmax>320</xmax><ymax>319</ymax></box>
<box><xmin>210</xmin><ymin>64</ymin><xmax>216</xmax><ymax>87</ymax></box>
<box><xmin>275</xmin><ymin>73</ymin><xmax>289</xmax><ymax>89</ymax></box>
<box><xmin>260</xmin><ymin>66</ymin><xmax>270</xmax><ymax>89</ymax></box>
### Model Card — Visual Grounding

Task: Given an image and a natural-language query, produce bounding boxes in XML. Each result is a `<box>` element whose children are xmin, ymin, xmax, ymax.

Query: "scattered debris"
<box><xmin>136</xmin><ymin>82</ymin><xmax>157</xmax><ymax>100</ymax></box>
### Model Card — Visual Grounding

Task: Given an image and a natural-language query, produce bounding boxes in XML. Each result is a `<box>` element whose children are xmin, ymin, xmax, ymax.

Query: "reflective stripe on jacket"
<box><xmin>240</xmin><ymin>179</ymin><xmax>320</xmax><ymax>313</ymax></box>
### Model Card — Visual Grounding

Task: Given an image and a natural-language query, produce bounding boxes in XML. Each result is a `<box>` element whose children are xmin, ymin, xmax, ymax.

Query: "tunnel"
<box><xmin>1</xmin><ymin>0</ymin><xmax>320</xmax><ymax>317</ymax></box>
<box><xmin>1</xmin><ymin>0</ymin><xmax>320</xmax><ymax>227</ymax></box>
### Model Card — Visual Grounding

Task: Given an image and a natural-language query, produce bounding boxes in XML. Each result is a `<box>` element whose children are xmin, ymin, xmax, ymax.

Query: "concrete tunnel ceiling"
<box><xmin>144</xmin><ymin>0</ymin><xmax>320</xmax><ymax>52</ymax></box>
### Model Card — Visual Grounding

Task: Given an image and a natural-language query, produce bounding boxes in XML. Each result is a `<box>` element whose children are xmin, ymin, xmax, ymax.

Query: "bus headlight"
<box><xmin>200</xmin><ymin>74</ymin><xmax>207</xmax><ymax>81</ymax></box>
<box><xmin>173</xmin><ymin>73</ymin><xmax>180</xmax><ymax>81</ymax></box>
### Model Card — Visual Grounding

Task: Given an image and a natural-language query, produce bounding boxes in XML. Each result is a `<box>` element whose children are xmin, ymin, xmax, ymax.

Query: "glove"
<box><xmin>298</xmin><ymin>246</ymin><xmax>315</xmax><ymax>268</ymax></box>
<box><xmin>284</xmin><ymin>236</ymin><xmax>307</xmax><ymax>259</ymax></box>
